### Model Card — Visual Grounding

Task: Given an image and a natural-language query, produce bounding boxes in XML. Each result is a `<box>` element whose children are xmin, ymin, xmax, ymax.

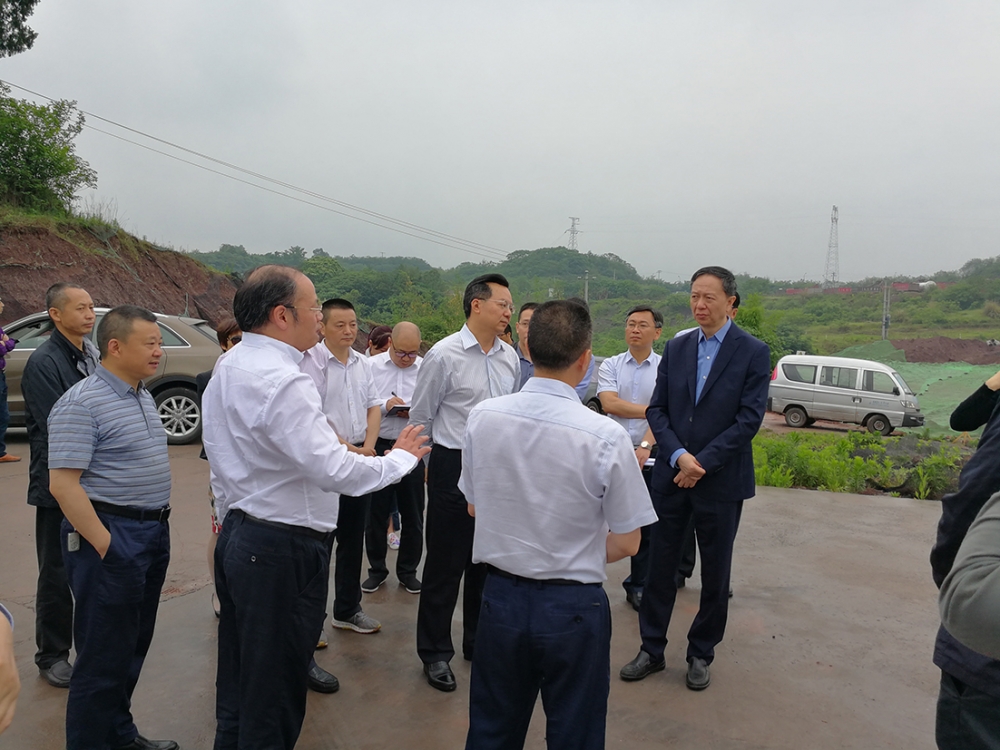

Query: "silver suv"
<box><xmin>4</xmin><ymin>310</ymin><xmax>222</xmax><ymax>444</ymax></box>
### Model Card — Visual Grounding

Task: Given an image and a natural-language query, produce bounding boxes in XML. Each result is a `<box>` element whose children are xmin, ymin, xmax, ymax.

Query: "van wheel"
<box><xmin>784</xmin><ymin>406</ymin><xmax>808</xmax><ymax>428</ymax></box>
<box><xmin>867</xmin><ymin>414</ymin><xmax>893</xmax><ymax>436</ymax></box>
<box><xmin>586</xmin><ymin>399</ymin><xmax>604</xmax><ymax>415</ymax></box>
<box><xmin>805</xmin><ymin>418</ymin><xmax>817</xmax><ymax>426</ymax></box>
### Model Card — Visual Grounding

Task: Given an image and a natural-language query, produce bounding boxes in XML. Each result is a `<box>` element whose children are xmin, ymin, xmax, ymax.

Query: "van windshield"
<box><xmin>891</xmin><ymin>371</ymin><xmax>914</xmax><ymax>395</ymax></box>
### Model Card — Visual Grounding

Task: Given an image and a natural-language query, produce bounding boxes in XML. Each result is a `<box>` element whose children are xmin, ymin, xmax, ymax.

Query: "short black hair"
<box><xmin>233</xmin><ymin>265</ymin><xmax>299</xmax><ymax>332</ymax></box>
<box><xmin>527</xmin><ymin>300</ymin><xmax>592</xmax><ymax>371</ymax></box>
<box><xmin>96</xmin><ymin>305</ymin><xmax>157</xmax><ymax>357</ymax></box>
<box><xmin>732</xmin><ymin>292</ymin><xmax>741</xmax><ymax>309</ymax></box>
<box><xmin>691</xmin><ymin>266</ymin><xmax>737</xmax><ymax>299</ymax></box>
<box><xmin>517</xmin><ymin>302</ymin><xmax>539</xmax><ymax>321</ymax></box>
<box><xmin>321</xmin><ymin>298</ymin><xmax>355</xmax><ymax>323</ymax></box>
<box><xmin>45</xmin><ymin>282</ymin><xmax>86</xmax><ymax>311</ymax></box>
<box><xmin>463</xmin><ymin>273</ymin><xmax>509</xmax><ymax>319</ymax></box>
<box><xmin>566</xmin><ymin>296</ymin><xmax>590</xmax><ymax>312</ymax></box>
<box><xmin>625</xmin><ymin>305</ymin><xmax>663</xmax><ymax>328</ymax></box>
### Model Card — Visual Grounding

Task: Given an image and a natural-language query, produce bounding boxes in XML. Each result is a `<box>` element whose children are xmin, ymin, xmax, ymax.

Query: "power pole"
<box><xmin>567</xmin><ymin>217</ymin><xmax>580</xmax><ymax>251</ymax></box>
<box><xmin>882</xmin><ymin>280</ymin><xmax>891</xmax><ymax>340</ymax></box>
<box><xmin>823</xmin><ymin>205</ymin><xmax>839</xmax><ymax>288</ymax></box>
<box><xmin>583</xmin><ymin>269</ymin><xmax>589</xmax><ymax>304</ymax></box>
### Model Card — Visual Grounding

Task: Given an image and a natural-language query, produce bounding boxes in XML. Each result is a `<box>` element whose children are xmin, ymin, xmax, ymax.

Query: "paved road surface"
<box><xmin>0</xmin><ymin>434</ymin><xmax>942</xmax><ymax>749</ymax></box>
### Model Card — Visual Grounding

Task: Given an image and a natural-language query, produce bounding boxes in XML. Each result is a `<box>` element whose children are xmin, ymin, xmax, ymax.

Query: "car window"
<box><xmin>819</xmin><ymin>366</ymin><xmax>857</xmax><ymax>389</ymax></box>
<box><xmin>8</xmin><ymin>318</ymin><xmax>55</xmax><ymax>350</ymax></box>
<box><xmin>862</xmin><ymin>370</ymin><xmax>896</xmax><ymax>394</ymax></box>
<box><xmin>158</xmin><ymin>323</ymin><xmax>189</xmax><ymax>347</ymax></box>
<box><xmin>781</xmin><ymin>363</ymin><xmax>816</xmax><ymax>384</ymax></box>
<box><xmin>891</xmin><ymin>371</ymin><xmax>914</xmax><ymax>395</ymax></box>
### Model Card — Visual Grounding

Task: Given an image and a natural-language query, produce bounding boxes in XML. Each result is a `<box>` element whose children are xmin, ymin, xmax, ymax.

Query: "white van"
<box><xmin>767</xmin><ymin>355</ymin><xmax>924</xmax><ymax>435</ymax></box>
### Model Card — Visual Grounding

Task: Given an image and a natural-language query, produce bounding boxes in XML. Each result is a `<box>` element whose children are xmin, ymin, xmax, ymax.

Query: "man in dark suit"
<box><xmin>620</xmin><ymin>266</ymin><xmax>770</xmax><ymax>691</ymax></box>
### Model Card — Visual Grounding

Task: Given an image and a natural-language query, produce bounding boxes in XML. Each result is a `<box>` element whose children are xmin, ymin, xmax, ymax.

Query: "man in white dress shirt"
<box><xmin>410</xmin><ymin>273</ymin><xmax>520</xmax><ymax>693</ymax></box>
<box><xmin>364</xmin><ymin>321</ymin><xmax>425</xmax><ymax>594</ymax></box>
<box><xmin>203</xmin><ymin>266</ymin><xmax>429</xmax><ymax>750</ymax></box>
<box><xmin>301</xmin><ymin>298</ymin><xmax>383</xmax><ymax>637</ymax></box>
<box><xmin>597</xmin><ymin>305</ymin><xmax>663</xmax><ymax>611</ymax></box>
<box><xmin>462</xmin><ymin>299</ymin><xmax>658</xmax><ymax>750</ymax></box>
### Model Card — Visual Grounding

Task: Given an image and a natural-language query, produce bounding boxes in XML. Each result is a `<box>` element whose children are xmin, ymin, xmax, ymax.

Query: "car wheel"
<box><xmin>867</xmin><ymin>414</ymin><xmax>893</xmax><ymax>436</ymax></box>
<box><xmin>154</xmin><ymin>387</ymin><xmax>202</xmax><ymax>445</ymax></box>
<box><xmin>586</xmin><ymin>399</ymin><xmax>603</xmax><ymax>414</ymax></box>
<box><xmin>784</xmin><ymin>406</ymin><xmax>808</xmax><ymax>428</ymax></box>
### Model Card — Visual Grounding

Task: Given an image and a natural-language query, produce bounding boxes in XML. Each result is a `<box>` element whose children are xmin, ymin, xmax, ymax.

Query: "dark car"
<box><xmin>4</xmin><ymin>309</ymin><xmax>222</xmax><ymax>445</ymax></box>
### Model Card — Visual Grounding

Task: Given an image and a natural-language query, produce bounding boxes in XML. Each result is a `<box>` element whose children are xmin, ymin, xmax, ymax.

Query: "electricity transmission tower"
<box><xmin>823</xmin><ymin>206</ymin><xmax>839</xmax><ymax>287</ymax></box>
<box><xmin>567</xmin><ymin>217</ymin><xmax>580</xmax><ymax>251</ymax></box>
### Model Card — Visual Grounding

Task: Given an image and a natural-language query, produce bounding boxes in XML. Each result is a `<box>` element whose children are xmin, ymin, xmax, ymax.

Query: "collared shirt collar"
<box><xmin>624</xmin><ymin>348</ymin><xmax>655</xmax><ymax>367</ymax></box>
<box><xmin>317</xmin><ymin>342</ymin><xmax>361</xmax><ymax>367</ymax></box>
<box><xmin>698</xmin><ymin>317</ymin><xmax>733</xmax><ymax>345</ymax></box>
<box><xmin>520</xmin><ymin>376</ymin><xmax>579</xmax><ymax>401</ymax></box>
<box><xmin>459</xmin><ymin>323</ymin><xmax>502</xmax><ymax>355</ymax></box>
<box><xmin>95</xmin><ymin>363</ymin><xmax>146</xmax><ymax>396</ymax></box>
<box><xmin>242</xmin><ymin>330</ymin><xmax>305</xmax><ymax>364</ymax></box>
<box><xmin>516</xmin><ymin>342</ymin><xmax>531</xmax><ymax>364</ymax></box>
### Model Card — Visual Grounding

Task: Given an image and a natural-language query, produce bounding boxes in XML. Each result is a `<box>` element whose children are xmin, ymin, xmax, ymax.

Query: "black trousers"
<box><xmin>622</xmin><ymin>467</ymin><xmax>654</xmax><ymax>594</ymax></box>
<box><xmin>214</xmin><ymin>510</ymin><xmax>331</xmax><ymax>750</ymax></box>
<box><xmin>677</xmin><ymin>516</ymin><xmax>697</xmax><ymax>580</ymax></box>
<box><xmin>416</xmin><ymin>446</ymin><xmax>486</xmax><ymax>664</ymax></box>
<box><xmin>638</xmin><ymin>488</ymin><xmax>743</xmax><ymax>664</ymax></box>
<box><xmin>937</xmin><ymin>671</ymin><xmax>1000</xmax><ymax>750</ymax></box>
<box><xmin>367</xmin><ymin>437</ymin><xmax>425</xmax><ymax>580</ymax></box>
<box><xmin>333</xmin><ymin>492</ymin><xmax>370</xmax><ymax>622</ymax></box>
<box><xmin>35</xmin><ymin>505</ymin><xmax>74</xmax><ymax>669</ymax></box>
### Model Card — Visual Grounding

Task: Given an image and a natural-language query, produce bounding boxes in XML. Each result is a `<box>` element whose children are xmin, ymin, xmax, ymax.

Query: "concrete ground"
<box><xmin>0</xmin><ymin>432</ymin><xmax>943</xmax><ymax>749</ymax></box>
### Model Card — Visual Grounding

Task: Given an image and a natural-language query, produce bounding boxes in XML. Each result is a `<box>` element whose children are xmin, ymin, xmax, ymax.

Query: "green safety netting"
<box><xmin>832</xmin><ymin>341</ymin><xmax>999</xmax><ymax>435</ymax></box>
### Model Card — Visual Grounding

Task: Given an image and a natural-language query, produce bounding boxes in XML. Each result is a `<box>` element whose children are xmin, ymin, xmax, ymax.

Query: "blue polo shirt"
<box><xmin>48</xmin><ymin>365</ymin><xmax>171</xmax><ymax>509</ymax></box>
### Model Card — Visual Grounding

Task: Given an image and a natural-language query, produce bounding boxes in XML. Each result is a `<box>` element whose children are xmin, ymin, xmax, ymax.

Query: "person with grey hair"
<box><xmin>21</xmin><ymin>282</ymin><xmax>99</xmax><ymax>689</ymax></box>
<box><xmin>203</xmin><ymin>265</ymin><xmax>429</xmax><ymax>748</ymax></box>
<box><xmin>620</xmin><ymin>266</ymin><xmax>770</xmax><ymax>691</ymax></box>
<box><xmin>48</xmin><ymin>304</ymin><xmax>177</xmax><ymax>750</ymax></box>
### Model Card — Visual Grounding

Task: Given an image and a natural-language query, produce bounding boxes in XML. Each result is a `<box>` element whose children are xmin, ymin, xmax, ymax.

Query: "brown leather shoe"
<box><xmin>0</xmin><ymin>454</ymin><xmax>21</xmax><ymax>463</ymax></box>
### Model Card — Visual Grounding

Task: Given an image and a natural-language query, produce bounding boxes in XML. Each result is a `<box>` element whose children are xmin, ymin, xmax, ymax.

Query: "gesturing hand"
<box><xmin>390</xmin><ymin>425</ymin><xmax>431</xmax><ymax>461</ymax></box>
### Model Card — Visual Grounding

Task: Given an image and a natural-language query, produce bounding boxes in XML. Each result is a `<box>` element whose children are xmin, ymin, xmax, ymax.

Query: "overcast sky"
<box><xmin>3</xmin><ymin>1</ymin><xmax>999</xmax><ymax>282</ymax></box>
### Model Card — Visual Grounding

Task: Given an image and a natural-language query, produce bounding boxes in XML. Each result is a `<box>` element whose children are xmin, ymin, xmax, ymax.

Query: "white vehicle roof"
<box><xmin>776</xmin><ymin>354</ymin><xmax>901</xmax><ymax>372</ymax></box>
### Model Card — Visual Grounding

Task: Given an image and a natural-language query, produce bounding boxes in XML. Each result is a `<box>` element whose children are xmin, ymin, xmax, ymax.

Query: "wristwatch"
<box><xmin>639</xmin><ymin>440</ymin><xmax>652</xmax><ymax>450</ymax></box>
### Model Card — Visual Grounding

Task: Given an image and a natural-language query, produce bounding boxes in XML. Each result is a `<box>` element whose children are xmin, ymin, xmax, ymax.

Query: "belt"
<box><xmin>230</xmin><ymin>508</ymin><xmax>334</xmax><ymax>543</ymax></box>
<box><xmin>91</xmin><ymin>500</ymin><xmax>171</xmax><ymax>523</ymax></box>
<box><xmin>487</xmin><ymin>564</ymin><xmax>589</xmax><ymax>587</ymax></box>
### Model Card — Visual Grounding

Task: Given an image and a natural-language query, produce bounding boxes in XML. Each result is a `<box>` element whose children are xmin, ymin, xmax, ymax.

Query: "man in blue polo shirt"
<box><xmin>48</xmin><ymin>305</ymin><xmax>177</xmax><ymax>750</ymax></box>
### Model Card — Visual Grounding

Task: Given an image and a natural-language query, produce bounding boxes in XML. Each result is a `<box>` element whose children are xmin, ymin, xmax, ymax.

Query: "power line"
<box><xmin>0</xmin><ymin>79</ymin><xmax>510</xmax><ymax>261</ymax></box>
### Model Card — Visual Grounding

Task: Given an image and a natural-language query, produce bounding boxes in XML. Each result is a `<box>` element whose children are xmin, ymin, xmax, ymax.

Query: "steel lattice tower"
<box><xmin>823</xmin><ymin>206</ymin><xmax>839</xmax><ymax>287</ymax></box>
<box><xmin>567</xmin><ymin>217</ymin><xmax>580</xmax><ymax>251</ymax></box>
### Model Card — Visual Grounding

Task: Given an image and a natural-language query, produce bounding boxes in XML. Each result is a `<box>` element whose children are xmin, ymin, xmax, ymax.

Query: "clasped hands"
<box><xmin>673</xmin><ymin>452</ymin><xmax>706</xmax><ymax>488</ymax></box>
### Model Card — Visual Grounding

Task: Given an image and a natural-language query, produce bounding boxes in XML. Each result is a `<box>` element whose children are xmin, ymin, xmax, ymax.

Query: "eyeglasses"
<box><xmin>486</xmin><ymin>299</ymin><xmax>515</xmax><ymax>313</ymax></box>
<box><xmin>228</xmin><ymin>335</ymin><xmax>242</xmax><ymax>345</ymax></box>
<box><xmin>393</xmin><ymin>349</ymin><xmax>419</xmax><ymax>359</ymax></box>
<box><xmin>284</xmin><ymin>305</ymin><xmax>323</xmax><ymax>315</ymax></box>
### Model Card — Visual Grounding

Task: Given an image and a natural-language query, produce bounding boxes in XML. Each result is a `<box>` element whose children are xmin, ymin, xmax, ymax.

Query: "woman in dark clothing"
<box><xmin>951</xmin><ymin>370</ymin><xmax>1000</xmax><ymax>432</ymax></box>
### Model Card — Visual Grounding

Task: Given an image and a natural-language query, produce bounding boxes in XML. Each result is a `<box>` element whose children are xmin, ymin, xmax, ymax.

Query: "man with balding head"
<box><xmin>203</xmin><ymin>266</ymin><xmax>430</xmax><ymax>749</ymax></box>
<box><xmin>364</xmin><ymin>321</ymin><xmax>426</xmax><ymax>594</ymax></box>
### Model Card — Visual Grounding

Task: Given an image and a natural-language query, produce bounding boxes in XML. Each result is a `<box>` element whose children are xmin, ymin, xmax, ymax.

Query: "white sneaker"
<box><xmin>331</xmin><ymin>610</ymin><xmax>381</xmax><ymax>634</ymax></box>
<box><xmin>388</xmin><ymin>532</ymin><xmax>401</xmax><ymax>550</ymax></box>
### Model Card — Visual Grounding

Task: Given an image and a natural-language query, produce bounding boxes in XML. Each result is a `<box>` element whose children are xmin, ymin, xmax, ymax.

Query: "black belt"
<box><xmin>487</xmin><ymin>564</ymin><xmax>589</xmax><ymax>587</ymax></box>
<box><xmin>91</xmin><ymin>501</ymin><xmax>171</xmax><ymax>523</ymax></box>
<box><xmin>230</xmin><ymin>508</ymin><xmax>334</xmax><ymax>543</ymax></box>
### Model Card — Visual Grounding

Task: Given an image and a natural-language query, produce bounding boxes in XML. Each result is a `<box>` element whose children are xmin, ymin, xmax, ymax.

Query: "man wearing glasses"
<box><xmin>364</xmin><ymin>321</ymin><xmax>425</xmax><ymax>594</ymax></box>
<box><xmin>410</xmin><ymin>273</ymin><xmax>520</xmax><ymax>692</ymax></box>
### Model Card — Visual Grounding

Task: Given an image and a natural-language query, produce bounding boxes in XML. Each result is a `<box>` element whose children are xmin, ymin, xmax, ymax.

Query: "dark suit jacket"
<box><xmin>646</xmin><ymin>323</ymin><xmax>770</xmax><ymax>502</ymax></box>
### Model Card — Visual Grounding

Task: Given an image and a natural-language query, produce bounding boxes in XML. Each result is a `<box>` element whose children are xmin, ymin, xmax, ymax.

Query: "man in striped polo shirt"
<box><xmin>48</xmin><ymin>306</ymin><xmax>177</xmax><ymax>750</ymax></box>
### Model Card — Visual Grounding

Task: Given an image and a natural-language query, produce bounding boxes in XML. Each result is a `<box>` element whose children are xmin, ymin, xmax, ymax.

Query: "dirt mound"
<box><xmin>0</xmin><ymin>222</ymin><xmax>238</xmax><ymax>326</ymax></box>
<box><xmin>891</xmin><ymin>336</ymin><xmax>1000</xmax><ymax>365</ymax></box>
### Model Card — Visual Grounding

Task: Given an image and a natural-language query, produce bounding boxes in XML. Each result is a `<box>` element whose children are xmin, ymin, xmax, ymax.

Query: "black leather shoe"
<box><xmin>424</xmin><ymin>661</ymin><xmax>456</xmax><ymax>692</ymax></box>
<box><xmin>619</xmin><ymin>650</ymin><xmax>665</xmax><ymax>682</ymax></box>
<box><xmin>307</xmin><ymin>661</ymin><xmax>340</xmax><ymax>693</ymax></box>
<box><xmin>686</xmin><ymin>657</ymin><xmax>711</xmax><ymax>690</ymax></box>
<box><xmin>625</xmin><ymin>588</ymin><xmax>643</xmax><ymax>611</ymax></box>
<box><xmin>113</xmin><ymin>735</ymin><xmax>179</xmax><ymax>750</ymax></box>
<box><xmin>39</xmin><ymin>659</ymin><xmax>72</xmax><ymax>688</ymax></box>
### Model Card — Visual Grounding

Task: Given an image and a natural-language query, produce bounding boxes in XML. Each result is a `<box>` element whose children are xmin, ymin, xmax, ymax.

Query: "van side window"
<box><xmin>782</xmin><ymin>364</ymin><xmax>817</xmax><ymax>384</ymax></box>
<box><xmin>863</xmin><ymin>370</ymin><xmax>896</xmax><ymax>394</ymax></box>
<box><xmin>157</xmin><ymin>323</ymin><xmax>189</xmax><ymax>347</ymax></box>
<box><xmin>819</xmin><ymin>366</ymin><xmax>857</xmax><ymax>389</ymax></box>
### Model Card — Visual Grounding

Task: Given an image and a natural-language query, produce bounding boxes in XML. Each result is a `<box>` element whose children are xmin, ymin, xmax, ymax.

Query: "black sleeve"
<box><xmin>950</xmin><ymin>384</ymin><xmax>1000</xmax><ymax>432</ymax></box>
<box><xmin>20</xmin><ymin>355</ymin><xmax>68</xmax><ymax>446</ymax></box>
